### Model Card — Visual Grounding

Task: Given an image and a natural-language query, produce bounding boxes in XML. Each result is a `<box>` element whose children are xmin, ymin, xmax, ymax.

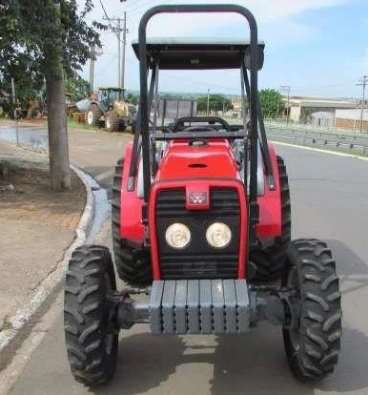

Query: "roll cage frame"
<box><xmin>129</xmin><ymin>4</ymin><xmax>274</xmax><ymax>247</ymax></box>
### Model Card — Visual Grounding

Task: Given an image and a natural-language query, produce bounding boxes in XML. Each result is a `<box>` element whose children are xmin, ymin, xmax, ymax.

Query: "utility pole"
<box><xmin>10</xmin><ymin>77</ymin><xmax>19</xmax><ymax>145</ymax></box>
<box><xmin>103</xmin><ymin>16</ymin><xmax>123</xmax><ymax>88</ymax></box>
<box><xmin>357</xmin><ymin>76</ymin><xmax>368</xmax><ymax>133</ymax></box>
<box><xmin>89</xmin><ymin>45</ymin><xmax>102</xmax><ymax>93</ymax></box>
<box><xmin>121</xmin><ymin>11</ymin><xmax>127</xmax><ymax>91</ymax></box>
<box><xmin>280</xmin><ymin>85</ymin><xmax>291</xmax><ymax>126</ymax></box>
<box><xmin>207</xmin><ymin>89</ymin><xmax>210</xmax><ymax>115</ymax></box>
<box><xmin>89</xmin><ymin>45</ymin><xmax>96</xmax><ymax>93</ymax></box>
<box><xmin>102</xmin><ymin>1</ymin><xmax>128</xmax><ymax>92</ymax></box>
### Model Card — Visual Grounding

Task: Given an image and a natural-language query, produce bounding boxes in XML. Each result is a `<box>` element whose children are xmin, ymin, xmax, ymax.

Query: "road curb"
<box><xmin>271</xmin><ymin>140</ymin><xmax>368</xmax><ymax>161</ymax></box>
<box><xmin>0</xmin><ymin>164</ymin><xmax>99</xmax><ymax>359</ymax></box>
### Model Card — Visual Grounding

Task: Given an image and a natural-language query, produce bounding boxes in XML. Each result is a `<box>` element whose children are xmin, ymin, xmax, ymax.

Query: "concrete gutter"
<box><xmin>0</xmin><ymin>164</ymin><xmax>102</xmax><ymax>361</ymax></box>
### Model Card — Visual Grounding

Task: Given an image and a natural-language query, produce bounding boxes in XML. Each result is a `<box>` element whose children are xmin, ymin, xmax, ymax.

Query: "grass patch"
<box><xmin>67</xmin><ymin>118</ymin><xmax>97</xmax><ymax>131</ymax></box>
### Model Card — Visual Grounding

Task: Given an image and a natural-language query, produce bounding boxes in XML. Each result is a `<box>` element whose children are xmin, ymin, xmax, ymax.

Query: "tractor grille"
<box><xmin>156</xmin><ymin>188</ymin><xmax>240</xmax><ymax>279</ymax></box>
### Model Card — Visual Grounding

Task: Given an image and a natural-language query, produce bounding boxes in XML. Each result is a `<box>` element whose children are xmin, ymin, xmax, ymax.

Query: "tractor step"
<box><xmin>149</xmin><ymin>279</ymin><xmax>250</xmax><ymax>335</ymax></box>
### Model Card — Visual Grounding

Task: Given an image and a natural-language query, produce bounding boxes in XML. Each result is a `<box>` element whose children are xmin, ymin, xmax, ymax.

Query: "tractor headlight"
<box><xmin>165</xmin><ymin>223</ymin><xmax>191</xmax><ymax>249</ymax></box>
<box><xmin>206</xmin><ymin>222</ymin><xmax>232</xmax><ymax>249</ymax></box>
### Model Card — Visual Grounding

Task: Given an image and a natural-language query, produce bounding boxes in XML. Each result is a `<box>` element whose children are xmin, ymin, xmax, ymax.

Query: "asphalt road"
<box><xmin>7</xmin><ymin>142</ymin><xmax>368</xmax><ymax>395</ymax></box>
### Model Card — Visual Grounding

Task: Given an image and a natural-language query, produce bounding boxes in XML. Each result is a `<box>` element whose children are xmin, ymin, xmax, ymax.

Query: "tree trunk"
<box><xmin>46</xmin><ymin>76</ymin><xmax>71</xmax><ymax>190</ymax></box>
<box><xmin>45</xmin><ymin>0</ymin><xmax>71</xmax><ymax>191</ymax></box>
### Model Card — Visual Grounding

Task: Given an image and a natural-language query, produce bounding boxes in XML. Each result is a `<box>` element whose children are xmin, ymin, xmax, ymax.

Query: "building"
<box><xmin>286</xmin><ymin>96</ymin><xmax>358</xmax><ymax>127</ymax></box>
<box><xmin>335</xmin><ymin>108</ymin><xmax>368</xmax><ymax>130</ymax></box>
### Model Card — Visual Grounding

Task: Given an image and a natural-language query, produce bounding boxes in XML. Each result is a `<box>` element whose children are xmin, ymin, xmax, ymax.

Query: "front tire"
<box><xmin>64</xmin><ymin>245</ymin><xmax>118</xmax><ymax>386</ymax></box>
<box><xmin>283</xmin><ymin>239</ymin><xmax>342</xmax><ymax>382</ymax></box>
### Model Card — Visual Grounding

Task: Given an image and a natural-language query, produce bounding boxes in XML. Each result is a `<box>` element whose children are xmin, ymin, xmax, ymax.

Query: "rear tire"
<box><xmin>283</xmin><ymin>239</ymin><xmax>342</xmax><ymax>382</ymax></box>
<box><xmin>105</xmin><ymin>111</ymin><xmax>121</xmax><ymax>132</ymax></box>
<box><xmin>64</xmin><ymin>245</ymin><xmax>118</xmax><ymax>387</ymax></box>
<box><xmin>111</xmin><ymin>159</ymin><xmax>152</xmax><ymax>287</ymax></box>
<box><xmin>87</xmin><ymin>104</ymin><xmax>102</xmax><ymax>127</ymax></box>
<box><xmin>250</xmin><ymin>155</ymin><xmax>291</xmax><ymax>281</ymax></box>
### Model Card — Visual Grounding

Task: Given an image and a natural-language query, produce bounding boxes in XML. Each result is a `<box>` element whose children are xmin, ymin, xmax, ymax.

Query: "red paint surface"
<box><xmin>156</xmin><ymin>140</ymin><xmax>239</xmax><ymax>180</ymax></box>
<box><xmin>256</xmin><ymin>143</ymin><xmax>282</xmax><ymax>238</ymax></box>
<box><xmin>119</xmin><ymin>139</ymin><xmax>283</xmax><ymax>279</ymax></box>
<box><xmin>119</xmin><ymin>143</ymin><xmax>144</xmax><ymax>243</ymax></box>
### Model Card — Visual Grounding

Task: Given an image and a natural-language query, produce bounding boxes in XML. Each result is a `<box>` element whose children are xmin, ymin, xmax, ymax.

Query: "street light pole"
<box><xmin>207</xmin><ymin>89</ymin><xmax>210</xmax><ymax>115</ymax></box>
<box><xmin>121</xmin><ymin>11</ymin><xmax>127</xmax><ymax>92</ymax></box>
<box><xmin>280</xmin><ymin>85</ymin><xmax>291</xmax><ymax>126</ymax></box>
<box><xmin>357</xmin><ymin>75</ymin><xmax>368</xmax><ymax>133</ymax></box>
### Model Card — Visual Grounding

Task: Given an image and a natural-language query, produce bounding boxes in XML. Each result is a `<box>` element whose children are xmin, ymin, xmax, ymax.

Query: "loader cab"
<box><xmin>97</xmin><ymin>87</ymin><xmax>125</xmax><ymax>111</ymax></box>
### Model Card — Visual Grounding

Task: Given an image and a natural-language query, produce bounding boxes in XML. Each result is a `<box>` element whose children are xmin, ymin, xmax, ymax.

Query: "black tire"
<box><xmin>87</xmin><ymin>104</ymin><xmax>102</xmax><ymax>127</ymax></box>
<box><xmin>119</xmin><ymin>118</ymin><xmax>127</xmax><ymax>132</ymax></box>
<box><xmin>283</xmin><ymin>239</ymin><xmax>342</xmax><ymax>382</ymax></box>
<box><xmin>111</xmin><ymin>159</ymin><xmax>152</xmax><ymax>287</ymax></box>
<box><xmin>250</xmin><ymin>155</ymin><xmax>291</xmax><ymax>281</ymax></box>
<box><xmin>64</xmin><ymin>245</ymin><xmax>118</xmax><ymax>386</ymax></box>
<box><xmin>105</xmin><ymin>111</ymin><xmax>121</xmax><ymax>132</ymax></box>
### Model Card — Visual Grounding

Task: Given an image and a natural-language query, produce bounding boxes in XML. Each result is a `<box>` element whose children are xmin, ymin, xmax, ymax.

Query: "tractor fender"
<box><xmin>256</xmin><ymin>143</ymin><xmax>282</xmax><ymax>240</ymax></box>
<box><xmin>119</xmin><ymin>143</ymin><xmax>145</xmax><ymax>244</ymax></box>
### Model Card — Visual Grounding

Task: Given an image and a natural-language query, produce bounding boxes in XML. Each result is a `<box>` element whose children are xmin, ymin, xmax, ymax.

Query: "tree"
<box><xmin>197</xmin><ymin>94</ymin><xmax>233</xmax><ymax>113</ymax></box>
<box><xmin>259</xmin><ymin>89</ymin><xmax>284</xmax><ymax>119</ymax></box>
<box><xmin>126</xmin><ymin>92</ymin><xmax>139</xmax><ymax>105</ymax></box>
<box><xmin>65</xmin><ymin>75</ymin><xmax>90</xmax><ymax>102</ymax></box>
<box><xmin>1</xmin><ymin>0</ymin><xmax>104</xmax><ymax>190</ymax></box>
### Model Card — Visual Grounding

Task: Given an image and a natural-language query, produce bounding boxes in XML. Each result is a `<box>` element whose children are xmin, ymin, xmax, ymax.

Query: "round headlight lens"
<box><xmin>206</xmin><ymin>222</ymin><xmax>232</xmax><ymax>249</ymax></box>
<box><xmin>165</xmin><ymin>223</ymin><xmax>191</xmax><ymax>249</ymax></box>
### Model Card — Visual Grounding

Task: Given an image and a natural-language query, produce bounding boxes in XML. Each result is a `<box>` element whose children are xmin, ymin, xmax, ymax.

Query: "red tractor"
<box><xmin>64</xmin><ymin>4</ymin><xmax>342</xmax><ymax>386</ymax></box>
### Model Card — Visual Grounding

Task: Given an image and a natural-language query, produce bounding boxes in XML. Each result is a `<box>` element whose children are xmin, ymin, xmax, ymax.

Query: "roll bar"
<box><xmin>137</xmin><ymin>4</ymin><xmax>260</xmax><ymax>246</ymax></box>
<box><xmin>138</xmin><ymin>4</ymin><xmax>259</xmax><ymax>203</ymax></box>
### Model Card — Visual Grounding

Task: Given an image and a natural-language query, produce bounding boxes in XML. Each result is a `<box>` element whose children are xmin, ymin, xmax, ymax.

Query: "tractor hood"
<box><xmin>155</xmin><ymin>139</ymin><xmax>239</xmax><ymax>182</ymax></box>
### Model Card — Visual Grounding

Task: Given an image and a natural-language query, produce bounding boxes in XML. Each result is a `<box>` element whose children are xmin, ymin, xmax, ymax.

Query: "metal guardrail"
<box><xmin>266</xmin><ymin>125</ymin><xmax>368</xmax><ymax>156</ymax></box>
<box><xmin>265</xmin><ymin>120</ymin><xmax>368</xmax><ymax>136</ymax></box>
<box><xmin>0</xmin><ymin>125</ymin><xmax>48</xmax><ymax>151</ymax></box>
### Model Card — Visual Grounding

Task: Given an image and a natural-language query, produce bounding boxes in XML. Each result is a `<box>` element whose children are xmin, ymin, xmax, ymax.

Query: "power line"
<box><xmin>98</xmin><ymin>0</ymin><xmax>110</xmax><ymax>20</ymax></box>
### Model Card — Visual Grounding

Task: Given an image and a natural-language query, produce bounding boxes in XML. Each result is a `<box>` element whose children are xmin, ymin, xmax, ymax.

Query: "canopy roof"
<box><xmin>132</xmin><ymin>37</ymin><xmax>265</xmax><ymax>70</ymax></box>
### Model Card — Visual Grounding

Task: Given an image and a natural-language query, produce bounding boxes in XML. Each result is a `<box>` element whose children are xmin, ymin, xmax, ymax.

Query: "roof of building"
<box><xmin>132</xmin><ymin>37</ymin><xmax>265</xmax><ymax>70</ymax></box>
<box><xmin>336</xmin><ymin>108</ymin><xmax>368</xmax><ymax>121</ymax></box>
<box><xmin>286</xmin><ymin>96</ymin><xmax>357</xmax><ymax>109</ymax></box>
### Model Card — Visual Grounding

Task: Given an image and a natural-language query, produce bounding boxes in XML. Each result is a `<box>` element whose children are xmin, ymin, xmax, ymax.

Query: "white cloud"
<box><xmin>78</xmin><ymin>0</ymin><xmax>348</xmax><ymax>92</ymax></box>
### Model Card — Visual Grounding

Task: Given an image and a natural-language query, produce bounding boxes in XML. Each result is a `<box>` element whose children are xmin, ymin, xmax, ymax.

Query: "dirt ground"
<box><xmin>0</xmin><ymin>165</ymin><xmax>85</xmax><ymax>230</ymax></box>
<box><xmin>0</xmin><ymin>161</ymin><xmax>85</xmax><ymax>330</ymax></box>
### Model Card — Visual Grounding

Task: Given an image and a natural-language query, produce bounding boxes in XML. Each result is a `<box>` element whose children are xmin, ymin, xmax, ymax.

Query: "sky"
<box><xmin>79</xmin><ymin>0</ymin><xmax>368</xmax><ymax>98</ymax></box>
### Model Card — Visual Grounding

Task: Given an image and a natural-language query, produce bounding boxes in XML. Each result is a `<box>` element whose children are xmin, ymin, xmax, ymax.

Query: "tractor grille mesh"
<box><xmin>156</xmin><ymin>188</ymin><xmax>240</xmax><ymax>279</ymax></box>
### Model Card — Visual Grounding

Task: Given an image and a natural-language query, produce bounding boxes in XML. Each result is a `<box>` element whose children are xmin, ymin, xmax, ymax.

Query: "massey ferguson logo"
<box><xmin>189</xmin><ymin>192</ymin><xmax>208</xmax><ymax>205</ymax></box>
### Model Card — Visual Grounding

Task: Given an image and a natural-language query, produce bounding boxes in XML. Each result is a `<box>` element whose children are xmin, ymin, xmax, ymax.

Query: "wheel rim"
<box><xmin>87</xmin><ymin>111</ymin><xmax>94</xmax><ymax>125</ymax></box>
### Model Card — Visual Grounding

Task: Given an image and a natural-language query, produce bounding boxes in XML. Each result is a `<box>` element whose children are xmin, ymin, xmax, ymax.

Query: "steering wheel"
<box><xmin>172</xmin><ymin>117</ymin><xmax>231</xmax><ymax>133</ymax></box>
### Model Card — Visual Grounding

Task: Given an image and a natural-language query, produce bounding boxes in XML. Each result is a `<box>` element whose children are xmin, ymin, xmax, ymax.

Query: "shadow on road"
<box><xmin>316</xmin><ymin>327</ymin><xmax>368</xmax><ymax>393</ymax></box>
<box><xmin>328</xmin><ymin>239</ymin><xmax>368</xmax><ymax>276</ymax></box>
<box><xmin>327</xmin><ymin>239</ymin><xmax>368</xmax><ymax>296</ymax></box>
<box><xmin>90</xmin><ymin>324</ymin><xmax>368</xmax><ymax>395</ymax></box>
<box><xmin>90</xmin><ymin>240</ymin><xmax>368</xmax><ymax>395</ymax></box>
<box><xmin>93</xmin><ymin>326</ymin><xmax>314</xmax><ymax>395</ymax></box>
